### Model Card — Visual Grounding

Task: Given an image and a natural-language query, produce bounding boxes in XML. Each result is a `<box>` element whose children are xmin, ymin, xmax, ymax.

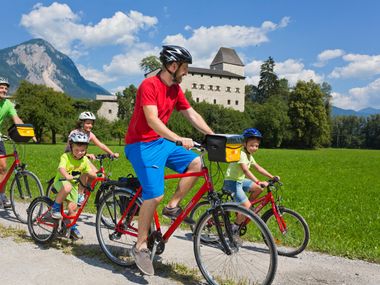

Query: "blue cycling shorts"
<box><xmin>125</xmin><ymin>138</ymin><xmax>198</xmax><ymax>200</ymax></box>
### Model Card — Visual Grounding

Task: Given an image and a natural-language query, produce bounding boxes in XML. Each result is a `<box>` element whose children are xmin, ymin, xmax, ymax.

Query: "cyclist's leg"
<box><xmin>231</xmin><ymin>180</ymin><xmax>251</xmax><ymax>224</ymax></box>
<box><xmin>165</xmin><ymin>144</ymin><xmax>200</xmax><ymax>208</ymax></box>
<box><xmin>247</xmin><ymin>181</ymin><xmax>263</xmax><ymax>202</ymax></box>
<box><xmin>125</xmin><ymin>141</ymin><xmax>165</xmax><ymax>248</ymax></box>
<box><xmin>78</xmin><ymin>161</ymin><xmax>97</xmax><ymax>203</ymax></box>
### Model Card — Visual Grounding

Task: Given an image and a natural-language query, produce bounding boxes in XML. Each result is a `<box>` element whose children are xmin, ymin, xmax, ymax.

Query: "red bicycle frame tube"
<box><xmin>0</xmin><ymin>152</ymin><xmax>19</xmax><ymax>192</ymax></box>
<box><xmin>251</xmin><ymin>189</ymin><xmax>287</xmax><ymax>233</ymax></box>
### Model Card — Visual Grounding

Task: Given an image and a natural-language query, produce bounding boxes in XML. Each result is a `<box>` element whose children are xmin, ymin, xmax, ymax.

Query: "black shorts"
<box><xmin>0</xmin><ymin>141</ymin><xmax>6</xmax><ymax>155</ymax></box>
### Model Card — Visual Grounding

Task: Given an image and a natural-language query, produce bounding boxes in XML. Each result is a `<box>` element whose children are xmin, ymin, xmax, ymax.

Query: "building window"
<box><xmin>226</xmin><ymin>87</ymin><xmax>231</xmax><ymax>92</ymax></box>
<box><xmin>215</xmin><ymin>85</ymin><xmax>220</xmax><ymax>91</ymax></box>
<box><xmin>227</xmin><ymin>100</ymin><xmax>231</xmax><ymax>105</ymax></box>
<box><xmin>213</xmin><ymin>99</ymin><xmax>216</xmax><ymax>104</ymax></box>
<box><xmin>108</xmin><ymin>109</ymin><xmax>112</xmax><ymax>114</ymax></box>
<box><xmin>235</xmin><ymin>100</ymin><xmax>239</xmax><ymax>105</ymax></box>
<box><xmin>200</xmin><ymin>84</ymin><xmax>205</xmax><ymax>90</ymax></box>
<box><xmin>235</xmin><ymin>88</ymin><xmax>240</xmax><ymax>93</ymax></box>
<box><xmin>192</xmin><ymin>83</ymin><xmax>197</xmax><ymax>89</ymax></box>
<box><xmin>196</xmin><ymin>98</ymin><xmax>199</xmax><ymax>102</ymax></box>
<box><xmin>208</xmin><ymin>85</ymin><xmax>213</xmax><ymax>91</ymax></box>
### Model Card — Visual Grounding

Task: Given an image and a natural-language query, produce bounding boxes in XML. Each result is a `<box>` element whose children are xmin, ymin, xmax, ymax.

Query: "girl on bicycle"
<box><xmin>223</xmin><ymin>128</ymin><xmax>279</xmax><ymax>225</ymax></box>
<box><xmin>50</xmin><ymin>131</ymin><xmax>97</xmax><ymax>239</ymax></box>
<box><xmin>65</xmin><ymin>112</ymin><xmax>119</xmax><ymax>204</ymax></box>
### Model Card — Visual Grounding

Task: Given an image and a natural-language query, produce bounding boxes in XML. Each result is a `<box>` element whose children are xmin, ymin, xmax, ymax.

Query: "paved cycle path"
<box><xmin>1</xmin><ymin>208</ymin><xmax>379</xmax><ymax>285</ymax></box>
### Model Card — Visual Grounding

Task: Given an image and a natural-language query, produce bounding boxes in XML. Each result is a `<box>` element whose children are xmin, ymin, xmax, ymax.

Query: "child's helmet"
<box><xmin>69</xmin><ymin>131</ymin><xmax>89</xmax><ymax>144</ymax></box>
<box><xmin>159</xmin><ymin>45</ymin><xmax>192</xmax><ymax>65</ymax></box>
<box><xmin>242</xmin><ymin>128</ymin><xmax>263</xmax><ymax>139</ymax></box>
<box><xmin>79</xmin><ymin>111</ymin><xmax>96</xmax><ymax>121</ymax></box>
<box><xmin>0</xmin><ymin>77</ymin><xmax>10</xmax><ymax>87</ymax></box>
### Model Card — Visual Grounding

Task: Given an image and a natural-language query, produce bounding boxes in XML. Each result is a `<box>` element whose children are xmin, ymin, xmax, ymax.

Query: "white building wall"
<box><xmin>96</xmin><ymin>95</ymin><xmax>118</xmax><ymax>121</ymax></box>
<box><xmin>211</xmin><ymin>63</ymin><xmax>245</xmax><ymax>77</ymax></box>
<box><xmin>181</xmin><ymin>73</ymin><xmax>245</xmax><ymax>112</ymax></box>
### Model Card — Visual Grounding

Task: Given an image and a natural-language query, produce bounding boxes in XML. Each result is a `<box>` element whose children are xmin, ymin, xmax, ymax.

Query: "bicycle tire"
<box><xmin>261</xmin><ymin>206</ymin><xmax>310</xmax><ymax>257</ymax></box>
<box><xmin>96</xmin><ymin>188</ymin><xmax>155</xmax><ymax>266</ymax></box>
<box><xmin>45</xmin><ymin>177</ymin><xmax>57</xmax><ymax>200</ymax></box>
<box><xmin>10</xmin><ymin>170</ymin><xmax>43</xmax><ymax>224</ymax></box>
<box><xmin>27</xmin><ymin>196</ymin><xmax>58</xmax><ymax>244</ymax></box>
<box><xmin>193</xmin><ymin>203</ymin><xmax>277</xmax><ymax>285</ymax></box>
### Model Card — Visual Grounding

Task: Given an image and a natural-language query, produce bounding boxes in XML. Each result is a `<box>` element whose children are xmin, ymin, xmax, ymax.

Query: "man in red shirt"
<box><xmin>125</xmin><ymin>45</ymin><xmax>213</xmax><ymax>275</ymax></box>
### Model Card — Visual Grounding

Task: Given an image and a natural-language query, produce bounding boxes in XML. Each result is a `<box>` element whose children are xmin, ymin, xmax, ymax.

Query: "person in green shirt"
<box><xmin>223</xmin><ymin>128</ymin><xmax>279</xmax><ymax>226</ymax></box>
<box><xmin>50</xmin><ymin>131</ymin><xmax>97</xmax><ymax>240</ymax></box>
<box><xmin>0</xmin><ymin>77</ymin><xmax>25</xmax><ymax>209</ymax></box>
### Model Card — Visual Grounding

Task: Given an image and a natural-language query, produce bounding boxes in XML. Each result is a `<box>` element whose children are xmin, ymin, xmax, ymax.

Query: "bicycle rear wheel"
<box><xmin>261</xmin><ymin>206</ymin><xmax>310</xmax><ymax>257</ymax></box>
<box><xmin>96</xmin><ymin>189</ymin><xmax>155</xmax><ymax>266</ymax></box>
<box><xmin>193</xmin><ymin>204</ymin><xmax>277</xmax><ymax>285</ymax></box>
<box><xmin>27</xmin><ymin>196</ymin><xmax>58</xmax><ymax>244</ymax></box>
<box><xmin>10</xmin><ymin>170</ymin><xmax>43</xmax><ymax>223</ymax></box>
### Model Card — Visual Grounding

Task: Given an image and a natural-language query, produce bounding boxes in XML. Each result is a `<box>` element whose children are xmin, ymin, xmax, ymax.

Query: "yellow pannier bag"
<box><xmin>205</xmin><ymin>134</ymin><xmax>243</xmax><ymax>163</ymax></box>
<box><xmin>8</xmin><ymin>124</ymin><xmax>35</xmax><ymax>143</ymax></box>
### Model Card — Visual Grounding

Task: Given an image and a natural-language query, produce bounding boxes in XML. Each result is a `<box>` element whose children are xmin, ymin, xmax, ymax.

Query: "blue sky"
<box><xmin>2</xmin><ymin>1</ymin><xmax>380</xmax><ymax>110</ymax></box>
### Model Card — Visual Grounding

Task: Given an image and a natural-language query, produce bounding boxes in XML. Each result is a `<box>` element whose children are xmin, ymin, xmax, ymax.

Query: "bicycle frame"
<box><xmin>116</xmin><ymin>166</ymin><xmax>214</xmax><ymax>242</ymax></box>
<box><xmin>250</xmin><ymin>185</ymin><xmax>287</xmax><ymax>233</ymax></box>
<box><xmin>0</xmin><ymin>140</ymin><xmax>23</xmax><ymax>192</ymax></box>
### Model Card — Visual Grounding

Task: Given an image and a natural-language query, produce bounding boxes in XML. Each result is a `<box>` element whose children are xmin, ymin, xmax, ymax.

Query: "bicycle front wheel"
<box><xmin>193</xmin><ymin>204</ymin><xmax>277</xmax><ymax>285</ymax></box>
<box><xmin>10</xmin><ymin>170</ymin><xmax>43</xmax><ymax>223</ymax></box>
<box><xmin>96</xmin><ymin>189</ymin><xmax>155</xmax><ymax>266</ymax></box>
<box><xmin>261</xmin><ymin>206</ymin><xmax>310</xmax><ymax>257</ymax></box>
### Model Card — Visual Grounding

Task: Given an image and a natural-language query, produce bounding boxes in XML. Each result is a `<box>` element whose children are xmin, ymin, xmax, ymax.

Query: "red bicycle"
<box><xmin>95</xmin><ymin>142</ymin><xmax>278</xmax><ymax>285</ymax></box>
<box><xmin>190</xmin><ymin>178</ymin><xmax>310</xmax><ymax>257</ymax></box>
<box><xmin>0</xmin><ymin>134</ymin><xmax>43</xmax><ymax>223</ymax></box>
<box><xmin>27</xmin><ymin>154</ymin><xmax>115</xmax><ymax>243</ymax></box>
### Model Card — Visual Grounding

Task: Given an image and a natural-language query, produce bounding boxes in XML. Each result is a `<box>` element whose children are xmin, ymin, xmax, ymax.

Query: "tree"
<box><xmin>331</xmin><ymin>116</ymin><xmax>365</xmax><ymax>148</ymax></box>
<box><xmin>257</xmin><ymin>57</ymin><xmax>280</xmax><ymax>104</ymax></box>
<box><xmin>363</xmin><ymin>115</ymin><xmax>380</xmax><ymax>149</ymax></box>
<box><xmin>117</xmin><ymin>84</ymin><xmax>137</xmax><ymax>123</ymax></box>
<box><xmin>288</xmin><ymin>80</ymin><xmax>331</xmax><ymax>148</ymax></box>
<box><xmin>14</xmin><ymin>81</ymin><xmax>75</xmax><ymax>143</ymax></box>
<box><xmin>140</xmin><ymin>55</ymin><xmax>161</xmax><ymax>74</ymax></box>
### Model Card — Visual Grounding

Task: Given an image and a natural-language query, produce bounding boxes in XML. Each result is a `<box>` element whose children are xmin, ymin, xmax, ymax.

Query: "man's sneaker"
<box><xmin>77</xmin><ymin>194</ymin><xmax>85</xmax><ymax>206</ymax></box>
<box><xmin>231</xmin><ymin>223</ymin><xmax>243</xmax><ymax>246</ymax></box>
<box><xmin>0</xmin><ymin>194</ymin><xmax>11</xmax><ymax>209</ymax></box>
<box><xmin>70</xmin><ymin>227</ymin><xmax>83</xmax><ymax>240</ymax></box>
<box><xmin>50</xmin><ymin>208</ymin><xmax>62</xmax><ymax>220</ymax></box>
<box><xmin>131</xmin><ymin>244</ymin><xmax>154</xmax><ymax>276</ymax></box>
<box><xmin>162</xmin><ymin>206</ymin><xmax>195</xmax><ymax>225</ymax></box>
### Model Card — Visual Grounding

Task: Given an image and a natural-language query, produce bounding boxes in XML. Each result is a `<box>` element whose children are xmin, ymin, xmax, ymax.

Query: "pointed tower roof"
<box><xmin>210</xmin><ymin>47</ymin><xmax>244</xmax><ymax>66</ymax></box>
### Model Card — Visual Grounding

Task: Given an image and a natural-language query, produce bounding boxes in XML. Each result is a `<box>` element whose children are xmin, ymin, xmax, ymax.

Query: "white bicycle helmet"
<box><xmin>0</xmin><ymin>77</ymin><xmax>10</xmax><ymax>87</ymax></box>
<box><xmin>79</xmin><ymin>111</ymin><xmax>96</xmax><ymax>121</ymax></box>
<box><xmin>69</xmin><ymin>131</ymin><xmax>89</xmax><ymax>144</ymax></box>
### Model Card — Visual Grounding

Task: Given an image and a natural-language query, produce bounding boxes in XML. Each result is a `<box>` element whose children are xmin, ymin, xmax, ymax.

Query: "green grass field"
<box><xmin>5</xmin><ymin>142</ymin><xmax>380</xmax><ymax>263</ymax></box>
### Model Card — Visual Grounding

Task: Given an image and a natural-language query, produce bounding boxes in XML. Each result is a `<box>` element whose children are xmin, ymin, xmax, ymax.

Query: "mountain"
<box><xmin>0</xmin><ymin>38</ymin><xmax>110</xmax><ymax>99</ymax></box>
<box><xmin>332</xmin><ymin>106</ymin><xmax>380</xmax><ymax>117</ymax></box>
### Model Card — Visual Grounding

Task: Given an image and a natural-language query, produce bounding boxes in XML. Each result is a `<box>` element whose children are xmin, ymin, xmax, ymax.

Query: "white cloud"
<box><xmin>245</xmin><ymin>58</ymin><xmax>323</xmax><ymax>86</ymax></box>
<box><xmin>20</xmin><ymin>2</ymin><xmax>157</xmax><ymax>57</ymax></box>
<box><xmin>163</xmin><ymin>17</ymin><xmax>290</xmax><ymax>66</ymax></box>
<box><xmin>332</xmin><ymin>78</ymin><xmax>380</xmax><ymax>110</ymax></box>
<box><xmin>329</xmin><ymin>53</ymin><xmax>380</xmax><ymax>79</ymax></box>
<box><xmin>314</xmin><ymin>49</ymin><xmax>345</xmax><ymax>67</ymax></box>
<box><xmin>77</xmin><ymin>64</ymin><xmax>114</xmax><ymax>85</ymax></box>
<box><xmin>104</xmin><ymin>45</ymin><xmax>160</xmax><ymax>76</ymax></box>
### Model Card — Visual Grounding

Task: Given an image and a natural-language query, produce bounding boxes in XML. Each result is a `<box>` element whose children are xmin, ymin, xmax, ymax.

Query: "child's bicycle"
<box><xmin>189</xmin><ymin>178</ymin><xmax>310</xmax><ymax>257</ymax></box>
<box><xmin>0</xmin><ymin>134</ymin><xmax>43</xmax><ymax>223</ymax></box>
<box><xmin>95</xmin><ymin>141</ymin><xmax>278</xmax><ymax>285</ymax></box>
<box><xmin>27</xmin><ymin>154</ymin><xmax>116</xmax><ymax>243</ymax></box>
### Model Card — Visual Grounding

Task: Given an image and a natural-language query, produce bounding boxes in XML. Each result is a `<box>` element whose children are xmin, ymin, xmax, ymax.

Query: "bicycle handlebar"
<box><xmin>175</xmin><ymin>140</ymin><xmax>203</xmax><ymax>150</ymax></box>
<box><xmin>94</xmin><ymin>153</ymin><xmax>116</xmax><ymax>161</ymax></box>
